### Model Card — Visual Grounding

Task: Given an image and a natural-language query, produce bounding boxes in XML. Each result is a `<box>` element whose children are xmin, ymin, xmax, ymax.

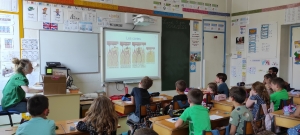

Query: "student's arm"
<box><xmin>21</xmin><ymin>86</ymin><xmax>43</xmax><ymax>93</ymax></box>
<box><xmin>175</xmin><ymin>118</ymin><xmax>184</xmax><ymax>128</ymax></box>
<box><xmin>50</xmin><ymin>121</ymin><xmax>56</xmax><ymax>135</ymax></box>
<box><xmin>175</xmin><ymin>108</ymin><xmax>189</xmax><ymax>128</ymax></box>
<box><xmin>76</xmin><ymin>121</ymin><xmax>89</xmax><ymax>132</ymax></box>
<box><xmin>229</xmin><ymin>125</ymin><xmax>237</xmax><ymax>135</ymax></box>
<box><xmin>246</xmin><ymin>92</ymin><xmax>256</xmax><ymax>108</ymax></box>
<box><xmin>229</xmin><ymin>111</ymin><xmax>239</xmax><ymax>135</ymax></box>
<box><xmin>131</xmin><ymin>96</ymin><xmax>135</xmax><ymax>104</ymax></box>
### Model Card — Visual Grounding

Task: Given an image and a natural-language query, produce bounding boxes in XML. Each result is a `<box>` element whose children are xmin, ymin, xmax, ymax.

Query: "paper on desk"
<box><xmin>124</xmin><ymin>101</ymin><xmax>133</xmax><ymax>104</ymax></box>
<box><xmin>165</xmin><ymin>117</ymin><xmax>179</xmax><ymax>123</ymax></box>
<box><xmin>210</xmin><ymin>115</ymin><xmax>223</xmax><ymax>120</ymax></box>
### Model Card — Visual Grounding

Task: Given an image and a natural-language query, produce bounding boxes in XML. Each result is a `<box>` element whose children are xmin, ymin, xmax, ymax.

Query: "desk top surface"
<box><xmin>0</xmin><ymin>124</ymin><xmax>65</xmax><ymax>135</ymax></box>
<box><xmin>113</xmin><ymin>94</ymin><xmax>173</xmax><ymax>106</ymax></box>
<box><xmin>271</xmin><ymin>110</ymin><xmax>300</xmax><ymax>120</ymax></box>
<box><xmin>153</xmin><ymin>108</ymin><xmax>231</xmax><ymax>131</ymax></box>
<box><xmin>211</xmin><ymin>100</ymin><xmax>234</xmax><ymax>106</ymax></box>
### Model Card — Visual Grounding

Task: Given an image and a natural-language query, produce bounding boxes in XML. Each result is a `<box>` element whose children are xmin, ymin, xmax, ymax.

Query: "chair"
<box><xmin>278</xmin><ymin>97</ymin><xmax>293</xmax><ymax>110</ymax></box>
<box><xmin>173</xmin><ymin>100</ymin><xmax>189</xmax><ymax>110</ymax></box>
<box><xmin>206</xmin><ymin>94</ymin><xmax>213</xmax><ymax>103</ymax></box>
<box><xmin>127</xmin><ymin>102</ymin><xmax>161</xmax><ymax>135</ymax></box>
<box><xmin>243</xmin><ymin>120</ymin><xmax>262</xmax><ymax>135</ymax></box>
<box><xmin>0</xmin><ymin>105</ymin><xmax>21</xmax><ymax>127</ymax></box>
<box><xmin>256</xmin><ymin>104</ymin><xmax>270</xmax><ymax>119</ymax></box>
<box><xmin>202</xmin><ymin>128</ymin><xmax>226</xmax><ymax>135</ymax></box>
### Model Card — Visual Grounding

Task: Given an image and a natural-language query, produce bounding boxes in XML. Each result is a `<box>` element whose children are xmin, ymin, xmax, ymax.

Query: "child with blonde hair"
<box><xmin>76</xmin><ymin>96</ymin><xmax>118</xmax><ymax>135</ymax></box>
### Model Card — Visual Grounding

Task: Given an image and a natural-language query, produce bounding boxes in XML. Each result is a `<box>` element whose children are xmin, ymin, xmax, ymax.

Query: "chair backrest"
<box><xmin>278</xmin><ymin>97</ymin><xmax>293</xmax><ymax>110</ymax></box>
<box><xmin>256</xmin><ymin>104</ymin><xmax>270</xmax><ymax>119</ymax></box>
<box><xmin>243</xmin><ymin>119</ymin><xmax>263</xmax><ymax>135</ymax></box>
<box><xmin>173</xmin><ymin>100</ymin><xmax>189</xmax><ymax>110</ymax></box>
<box><xmin>206</xmin><ymin>94</ymin><xmax>212</xmax><ymax>103</ymax></box>
<box><xmin>140</xmin><ymin>103</ymin><xmax>160</xmax><ymax>117</ymax></box>
<box><xmin>202</xmin><ymin>128</ymin><xmax>226</xmax><ymax>135</ymax></box>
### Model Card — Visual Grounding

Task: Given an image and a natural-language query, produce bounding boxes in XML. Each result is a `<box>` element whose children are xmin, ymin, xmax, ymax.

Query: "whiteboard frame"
<box><xmin>39</xmin><ymin>30</ymin><xmax>100</xmax><ymax>74</ymax></box>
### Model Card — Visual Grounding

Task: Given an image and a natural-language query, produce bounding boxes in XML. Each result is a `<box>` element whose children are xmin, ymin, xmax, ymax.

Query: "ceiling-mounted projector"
<box><xmin>133</xmin><ymin>14</ymin><xmax>155</xmax><ymax>26</ymax></box>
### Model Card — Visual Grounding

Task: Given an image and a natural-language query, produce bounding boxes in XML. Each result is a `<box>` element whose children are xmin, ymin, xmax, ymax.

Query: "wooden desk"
<box><xmin>113</xmin><ymin>94</ymin><xmax>173</xmax><ymax>115</ymax></box>
<box><xmin>271</xmin><ymin>110</ymin><xmax>300</xmax><ymax>128</ymax></box>
<box><xmin>289</xmin><ymin>94</ymin><xmax>300</xmax><ymax>105</ymax></box>
<box><xmin>211</xmin><ymin>100</ymin><xmax>234</xmax><ymax>112</ymax></box>
<box><xmin>55</xmin><ymin>119</ymin><xmax>121</xmax><ymax>135</ymax></box>
<box><xmin>0</xmin><ymin>124</ymin><xmax>65</xmax><ymax>135</ymax></box>
<box><xmin>152</xmin><ymin>108</ymin><xmax>231</xmax><ymax>135</ymax></box>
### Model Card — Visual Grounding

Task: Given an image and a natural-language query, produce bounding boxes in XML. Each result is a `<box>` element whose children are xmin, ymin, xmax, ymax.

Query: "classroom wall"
<box><xmin>21</xmin><ymin>0</ymin><xmax>230</xmax><ymax>97</ymax></box>
<box><xmin>229</xmin><ymin>0</ymin><xmax>300</xmax><ymax>86</ymax></box>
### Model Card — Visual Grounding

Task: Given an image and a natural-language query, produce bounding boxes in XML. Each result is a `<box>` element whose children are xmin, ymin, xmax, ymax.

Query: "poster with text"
<box><xmin>24</xmin><ymin>4</ymin><xmax>38</xmax><ymax>21</ymax></box>
<box><xmin>38</xmin><ymin>5</ymin><xmax>51</xmax><ymax>22</ymax></box>
<box><xmin>50</xmin><ymin>6</ymin><xmax>64</xmax><ymax>23</ymax></box>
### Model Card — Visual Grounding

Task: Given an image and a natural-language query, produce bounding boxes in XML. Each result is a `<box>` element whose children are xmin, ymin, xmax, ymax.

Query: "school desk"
<box><xmin>113</xmin><ymin>94</ymin><xmax>173</xmax><ymax>115</ymax></box>
<box><xmin>152</xmin><ymin>108</ymin><xmax>231</xmax><ymax>135</ymax></box>
<box><xmin>288</xmin><ymin>94</ymin><xmax>300</xmax><ymax>105</ymax></box>
<box><xmin>271</xmin><ymin>110</ymin><xmax>300</xmax><ymax>128</ymax></box>
<box><xmin>55</xmin><ymin>119</ymin><xmax>121</xmax><ymax>135</ymax></box>
<box><xmin>0</xmin><ymin>124</ymin><xmax>65</xmax><ymax>135</ymax></box>
<box><xmin>26</xmin><ymin>92</ymin><xmax>81</xmax><ymax>121</ymax></box>
<box><xmin>79</xmin><ymin>100</ymin><xmax>94</xmax><ymax>118</ymax></box>
<box><xmin>211</xmin><ymin>100</ymin><xmax>234</xmax><ymax>112</ymax></box>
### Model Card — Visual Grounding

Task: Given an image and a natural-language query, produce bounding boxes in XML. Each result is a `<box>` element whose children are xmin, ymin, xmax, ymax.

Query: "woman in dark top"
<box><xmin>76</xmin><ymin>96</ymin><xmax>118</xmax><ymax>135</ymax></box>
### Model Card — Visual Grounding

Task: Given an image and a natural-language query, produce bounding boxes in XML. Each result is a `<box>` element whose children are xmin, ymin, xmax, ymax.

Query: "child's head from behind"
<box><xmin>28</xmin><ymin>95</ymin><xmax>49</xmax><ymax>117</ymax></box>
<box><xmin>139</xmin><ymin>76</ymin><xmax>153</xmax><ymax>89</ymax></box>
<box><xmin>229</xmin><ymin>87</ymin><xmax>246</xmax><ymax>104</ymax></box>
<box><xmin>134</xmin><ymin>128</ymin><xmax>158</xmax><ymax>135</ymax></box>
<box><xmin>207</xmin><ymin>82</ymin><xmax>217</xmax><ymax>95</ymax></box>
<box><xmin>215</xmin><ymin>73</ymin><xmax>227</xmax><ymax>83</ymax></box>
<box><xmin>175</xmin><ymin>80</ymin><xmax>186</xmax><ymax>93</ymax></box>
<box><xmin>252</xmin><ymin>81</ymin><xmax>270</xmax><ymax>105</ymax></box>
<box><xmin>271</xmin><ymin>77</ymin><xmax>285</xmax><ymax>91</ymax></box>
<box><xmin>268</xmin><ymin>67</ymin><xmax>278</xmax><ymax>75</ymax></box>
<box><xmin>85</xmin><ymin>96</ymin><xmax>118</xmax><ymax>134</ymax></box>
<box><xmin>187</xmin><ymin>89</ymin><xmax>203</xmax><ymax>105</ymax></box>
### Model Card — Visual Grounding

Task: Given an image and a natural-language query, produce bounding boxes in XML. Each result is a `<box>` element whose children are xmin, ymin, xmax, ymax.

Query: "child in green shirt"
<box><xmin>229</xmin><ymin>87</ymin><xmax>253</xmax><ymax>135</ymax></box>
<box><xmin>175</xmin><ymin>89</ymin><xmax>211</xmax><ymax>135</ymax></box>
<box><xmin>270</xmin><ymin>77</ymin><xmax>289</xmax><ymax>111</ymax></box>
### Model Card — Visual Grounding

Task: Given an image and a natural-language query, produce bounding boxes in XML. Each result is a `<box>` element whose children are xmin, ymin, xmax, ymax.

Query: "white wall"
<box><xmin>230</xmin><ymin>0</ymin><xmax>300</xmax><ymax>86</ymax></box>
<box><xmin>21</xmin><ymin>0</ymin><xmax>229</xmax><ymax>97</ymax></box>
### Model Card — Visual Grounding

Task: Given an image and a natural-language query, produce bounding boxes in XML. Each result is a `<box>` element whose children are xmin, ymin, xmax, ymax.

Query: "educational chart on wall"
<box><xmin>0</xmin><ymin>0</ymin><xmax>18</xmax><ymax>12</ymax></box>
<box><xmin>285</xmin><ymin>7</ymin><xmax>300</xmax><ymax>24</ymax></box>
<box><xmin>104</xmin><ymin>29</ymin><xmax>159</xmax><ymax>82</ymax></box>
<box><xmin>245</xmin><ymin>59</ymin><xmax>279</xmax><ymax>84</ymax></box>
<box><xmin>153</xmin><ymin>0</ymin><xmax>181</xmax><ymax>13</ymax></box>
<box><xmin>247</xmin><ymin>23</ymin><xmax>277</xmax><ymax>59</ymax></box>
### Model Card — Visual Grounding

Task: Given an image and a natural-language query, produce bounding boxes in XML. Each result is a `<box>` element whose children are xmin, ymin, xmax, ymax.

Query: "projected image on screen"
<box><xmin>132</xmin><ymin>42</ymin><xmax>146</xmax><ymax>68</ymax></box>
<box><xmin>107</xmin><ymin>41</ymin><xmax>119</xmax><ymax>68</ymax></box>
<box><xmin>120</xmin><ymin>42</ymin><xmax>131</xmax><ymax>68</ymax></box>
<box><xmin>104</xmin><ymin>29</ymin><xmax>159</xmax><ymax>82</ymax></box>
<box><xmin>146</xmin><ymin>47</ymin><xmax>155</xmax><ymax>63</ymax></box>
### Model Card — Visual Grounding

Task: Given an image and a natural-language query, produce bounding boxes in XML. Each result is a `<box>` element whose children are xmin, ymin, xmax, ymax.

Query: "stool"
<box><xmin>0</xmin><ymin>105</ymin><xmax>21</xmax><ymax>127</ymax></box>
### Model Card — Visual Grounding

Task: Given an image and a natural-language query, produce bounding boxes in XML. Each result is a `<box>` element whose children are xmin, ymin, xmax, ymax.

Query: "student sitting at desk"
<box><xmin>229</xmin><ymin>87</ymin><xmax>253</xmax><ymax>135</ymax></box>
<box><xmin>215</xmin><ymin>73</ymin><xmax>229</xmax><ymax>97</ymax></box>
<box><xmin>270</xmin><ymin>77</ymin><xmax>289</xmax><ymax>111</ymax></box>
<box><xmin>175</xmin><ymin>89</ymin><xmax>211</xmax><ymax>135</ymax></box>
<box><xmin>246</xmin><ymin>81</ymin><xmax>270</xmax><ymax>120</ymax></box>
<box><xmin>268</xmin><ymin>67</ymin><xmax>291</xmax><ymax>91</ymax></box>
<box><xmin>76</xmin><ymin>96</ymin><xmax>118</xmax><ymax>135</ymax></box>
<box><xmin>1</xmin><ymin>58</ymin><xmax>42</xmax><ymax>113</ymax></box>
<box><xmin>163</xmin><ymin>80</ymin><xmax>188</xmax><ymax>114</ymax></box>
<box><xmin>127</xmin><ymin>76</ymin><xmax>153</xmax><ymax>133</ymax></box>
<box><xmin>263</xmin><ymin>74</ymin><xmax>275</xmax><ymax>95</ymax></box>
<box><xmin>16</xmin><ymin>95</ymin><xmax>55</xmax><ymax>135</ymax></box>
<box><xmin>202</xmin><ymin>82</ymin><xmax>218</xmax><ymax>103</ymax></box>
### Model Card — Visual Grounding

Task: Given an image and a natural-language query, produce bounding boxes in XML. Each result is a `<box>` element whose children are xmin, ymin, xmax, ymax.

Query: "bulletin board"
<box><xmin>247</xmin><ymin>22</ymin><xmax>278</xmax><ymax>59</ymax></box>
<box><xmin>245</xmin><ymin>58</ymin><xmax>279</xmax><ymax>84</ymax></box>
